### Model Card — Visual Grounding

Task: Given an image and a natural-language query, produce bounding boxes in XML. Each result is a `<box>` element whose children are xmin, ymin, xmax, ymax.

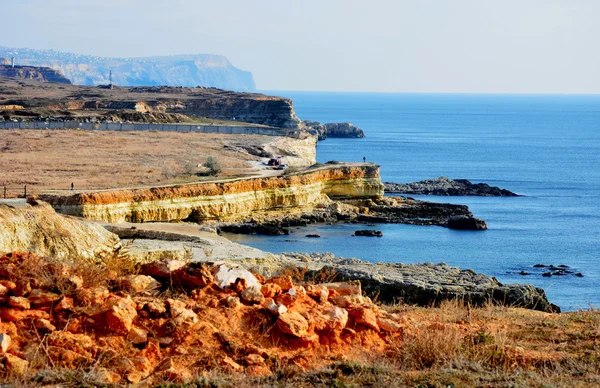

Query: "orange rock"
<box><xmin>146</xmin><ymin>301</ymin><xmax>167</xmax><ymax>316</ymax></box>
<box><xmin>277</xmin><ymin>312</ymin><xmax>309</xmax><ymax>337</ymax></box>
<box><xmin>347</xmin><ymin>306</ymin><xmax>379</xmax><ymax>331</ymax></box>
<box><xmin>0</xmin><ymin>284</ymin><xmax>8</xmax><ymax>297</ymax></box>
<box><xmin>0</xmin><ymin>307</ymin><xmax>49</xmax><ymax>322</ymax></box>
<box><xmin>141</xmin><ymin>259</ymin><xmax>186</xmax><ymax>278</ymax></box>
<box><xmin>35</xmin><ymin>318</ymin><xmax>57</xmax><ymax>332</ymax></box>
<box><xmin>27</xmin><ymin>289</ymin><xmax>61</xmax><ymax>306</ymax></box>
<box><xmin>263</xmin><ymin>298</ymin><xmax>287</xmax><ymax>315</ymax></box>
<box><xmin>2</xmin><ymin>354</ymin><xmax>28</xmax><ymax>376</ymax></box>
<box><xmin>127</xmin><ymin>326</ymin><xmax>148</xmax><ymax>345</ymax></box>
<box><xmin>54</xmin><ymin>296</ymin><xmax>74</xmax><ymax>312</ymax></box>
<box><xmin>8</xmin><ymin>296</ymin><xmax>30</xmax><ymax>309</ymax></box>
<box><xmin>105</xmin><ymin>296</ymin><xmax>138</xmax><ymax>335</ymax></box>
<box><xmin>332</xmin><ymin>294</ymin><xmax>365</xmax><ymax>308</ymax></box>
<box><xmin>261</xmin><ymin>283</ymin><xmax>282</xmax><ymax>298</ymax></box>
<box><xmin>245</xmin><ymin>353</ymin><xmax>266</xmax><ymax>366</ymax></box>
<box><xmin>220</xmin><ymin>356</ymin><xmax>243</xmax><ymax>372</ymax></box>
<box><xmin>232</xmin><ymin>277</ymin><xmax>248</xmax><ymax>293</ymax></box>
<box><xmin>267</xmin><ymin>275</ymin><xmax>294</xmax><ymax>291</ymax></box>
<box><xmin>321</xmin><ymin>282</ymin><xmax>361</xmax><ymax>296</ymax></box>
<box><xmin>48</xmin><ymin>332</ymin><xmax>94</xmax><ymax>354</ymax></box>
<box><xmin>246</xmin><ymin>364</ymin><xmax>272</xmax><ymax>376</ymax></box>
<box><xmin>169</xmin><ymin>305</ymin><xmax>198</xmax><ymax>328</ymax></box>
<box><xmin>318</xmin><ymin>306</ymin><xmax>349</xmax><ymax>331</ymax></box>
<box><xmin>0</xmin><ymin>280</ymin><xmax>16</xmax><ymax>292</ymax></box>
<box><xmin>76</xmin><ymin>286</ymin><xmax>109</xmax><ymax>307</ymax></box>
<box><xmin>275</xmin><ymin>286</ymin><xmax>307</xmax><ymax>308</ymax></box>
<box><xmin>174</xmin><ymin>263</ymin><xmax>214</xmax><ymax>289</ymax></box>
<box><xmin>157</xmin><ymin>358</ymin><xmax>192</xmax><ymax>383</ymax></box>
<box><xmin>306</xmin><ymin>284</ymin><xmax>328</xmax><ymax>303</ymax></box>
<box><xmin>377</xmin><ymin>317</ymin><xmax>402</xmax><ymax>333</ymax></box>
<box><xmin>13</xmin><ymin>279</ymin><xmax>31</xmax><ymax>297</ymax></box>
<box><xmin>117</xmin><ymin>275</ymin><xmax>161</xmax><ymax>295</ymax></box>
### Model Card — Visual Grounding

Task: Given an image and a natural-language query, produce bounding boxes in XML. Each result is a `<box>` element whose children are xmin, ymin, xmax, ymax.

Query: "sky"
<box><xmin>2</xmin><ymin>0</ymin><xmax>600</xmax><ymax>93</ymax></box>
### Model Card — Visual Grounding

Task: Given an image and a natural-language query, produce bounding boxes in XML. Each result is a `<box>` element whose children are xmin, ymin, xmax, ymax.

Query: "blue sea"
<box><xmin>228</xmin><ymin>92</ymin><xmax>600</xmax><ymax>311</ymax></box>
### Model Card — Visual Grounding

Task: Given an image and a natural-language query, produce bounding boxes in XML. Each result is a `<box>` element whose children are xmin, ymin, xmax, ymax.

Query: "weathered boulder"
<box><xmin>277</xmin><ymin>312</ymin><xmax>309</xmax><ymax>337</ymax></box>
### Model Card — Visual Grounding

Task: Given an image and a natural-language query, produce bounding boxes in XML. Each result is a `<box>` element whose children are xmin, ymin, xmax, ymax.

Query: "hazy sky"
<box><xmin>2</xmin><ymin>0</ymin><xmax>599</xmax><ymax>93</ymax></box>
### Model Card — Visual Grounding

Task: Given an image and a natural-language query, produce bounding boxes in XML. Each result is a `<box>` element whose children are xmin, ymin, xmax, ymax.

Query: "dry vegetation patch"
<box><xmin>0</xmin><ymin>130</ymin><xmax>274</xmax><ymax>193</ymax></box>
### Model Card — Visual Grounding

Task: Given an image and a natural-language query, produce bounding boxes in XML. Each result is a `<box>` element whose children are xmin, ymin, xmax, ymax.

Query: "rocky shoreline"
<box><xmin>385</xmin><ymin>176</ymin><xmax>520</xmax><ymax>196</ymax></box>
<box><xmin>205</xmin><ymin>253</ymin><xmax>560</xmax><ymax>313</ymax></box>
<box><xmin>217</xmin><ymin>195</ymin><xmax>487</xmax><ymax>235</ymax></box>
<box><xmin>0</xmin><ymin>200</ymin><xmax>558</xmax><ymax>313</ymax></box>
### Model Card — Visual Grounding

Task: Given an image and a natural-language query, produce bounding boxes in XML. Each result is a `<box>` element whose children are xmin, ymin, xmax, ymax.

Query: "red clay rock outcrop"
<box><xmin>0</xmin><ymin>252</ymin><xmax>407</xmax><ymax>385</ymax></box>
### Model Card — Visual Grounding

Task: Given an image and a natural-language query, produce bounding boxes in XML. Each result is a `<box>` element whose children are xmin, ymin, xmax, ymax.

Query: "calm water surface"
<box><xmin>227</xmin><ymin>92</ymin><xmax>600</xmax><ymax>311</ymax></box>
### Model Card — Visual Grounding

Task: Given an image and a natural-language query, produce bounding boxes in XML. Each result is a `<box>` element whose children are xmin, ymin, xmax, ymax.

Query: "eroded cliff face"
<box><xmin>41</xmin><ymin>165</ymin><xmax>384</xmax><ymax>223</ymax></box>
<box><xmin>0</xmin><ymin>200</ymin><xmax>119</xmax><ymax>259</ymax></box>
<box><xmin>0</xmin><ymin>64</ymin><xmax>71</xmax><ymax>84</ymax></box>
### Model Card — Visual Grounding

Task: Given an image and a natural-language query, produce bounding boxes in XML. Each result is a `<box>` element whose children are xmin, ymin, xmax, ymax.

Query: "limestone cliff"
<box><xmin>0</xmin><ymin>200</ymin><xmax>120</xmax><ymax>260</ymax></box>
<box><xmin>40</xmin><ymin>165</ymin><xmax>384</xmax><ymax>223</ymax></box>
<box><xmin>0</xmin><ymin>47</ymin><xmax>255</xmax><ymax>91</ymax></box>
<box><xmin>0</xmin><ymin>78</ymin><xmax>301</xmax><ymax>128</ymax></box>
<box><xmin>0</xmin><ymin>64</ymin><xmax>71</xmax><ymax>84</ymax></box>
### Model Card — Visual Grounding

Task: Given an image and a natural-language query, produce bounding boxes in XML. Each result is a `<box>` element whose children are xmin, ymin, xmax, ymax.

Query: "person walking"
<box><xmin>363</xmin><ymin>157</ymin><xmax>366</xmax><ymax>163</ymax></box>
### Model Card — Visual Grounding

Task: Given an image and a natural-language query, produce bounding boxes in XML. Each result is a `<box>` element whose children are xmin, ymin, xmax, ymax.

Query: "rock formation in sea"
<box><xmin>303</xmin><ymin>120</ymin><xmax>365</xmax><ymax>140</ymax></box>
<box><xmin>384</xmin><ymin>176</ymin><xmax>520</xmax><ymax>196</ymax></box>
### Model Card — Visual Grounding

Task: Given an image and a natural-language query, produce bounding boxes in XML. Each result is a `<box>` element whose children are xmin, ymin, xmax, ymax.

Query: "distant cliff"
<box><xmin>0</xmin><ymin>62</ymin><xmax>71</xmax><ymax>84</ymax></box>
<box><xmin>0</xmin><ymin>46</ymin><xmax>256</xmax><ymax>92</ymax></box>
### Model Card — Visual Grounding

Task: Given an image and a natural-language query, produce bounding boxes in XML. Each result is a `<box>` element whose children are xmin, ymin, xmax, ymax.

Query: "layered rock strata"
<box><xmin>385</xmin><ymin>176</ymin><xmax>520</xmax><ymax>196</ymax></box>
<box><xmin>40</xmin><ymin>165</ymin><xmax>385</xmax><ymax>223</ymax></box>
<box><xmin>0</xmin><ymin>64</ymin><xmax>71</xmax><ymax>84</ymax></box>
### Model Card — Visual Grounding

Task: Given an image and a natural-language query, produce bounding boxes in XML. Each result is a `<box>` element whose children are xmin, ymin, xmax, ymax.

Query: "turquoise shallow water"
<box><xmin>226</xmin><ymin>92</ymin><xmax>600</xmax><ymax>311</ymax></box>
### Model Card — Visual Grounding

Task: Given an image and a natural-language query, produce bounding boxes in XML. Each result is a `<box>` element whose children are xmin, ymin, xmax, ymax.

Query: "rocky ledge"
<box><xmin>234</xmin><ymin>253</ymin><xmax>560</xmax><ymax>313</ymax></box>
<box><xmin>385</xmin><ymin>176</ymin><xmax>520</xmax><ymax>196</ymax></box>
<box><xmin>218</xmin><ymin>195</ymin><xmax>487</xmax><ymax>235</ymax></box>
<box><xmin>303</xmin><ymin>121</ymin><xmax>365</xmax><ymax>140</ymax></box>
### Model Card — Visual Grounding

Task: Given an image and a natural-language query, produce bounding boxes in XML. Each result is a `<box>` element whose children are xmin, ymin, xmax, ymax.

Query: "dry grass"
<box><xmin>0</xmin><ymin>130</ymin><xmax>274</xmax><ymax>194</ymax></box>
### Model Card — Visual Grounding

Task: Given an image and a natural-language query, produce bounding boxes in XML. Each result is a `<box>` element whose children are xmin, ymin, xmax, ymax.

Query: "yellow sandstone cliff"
<box><xmin>41</xmin><ymin>165</ymin><xmax>384</xmax><ymax>223</ymax></box>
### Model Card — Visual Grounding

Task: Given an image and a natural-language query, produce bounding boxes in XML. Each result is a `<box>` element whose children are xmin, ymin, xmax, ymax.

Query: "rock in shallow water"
<box><xmin>354</xmin><ymin>230</ymin><xmax>383</xmax><ymax>237</ymax></box>
<box><xmin>384</xmin><ymin>177</ymin><xmax>520</xmax><ymax>196</ymax></box>
<box><xmin>447</xmin><ymin>216</ymin><xmax>488</xmax><ymax>230</ymax></box>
